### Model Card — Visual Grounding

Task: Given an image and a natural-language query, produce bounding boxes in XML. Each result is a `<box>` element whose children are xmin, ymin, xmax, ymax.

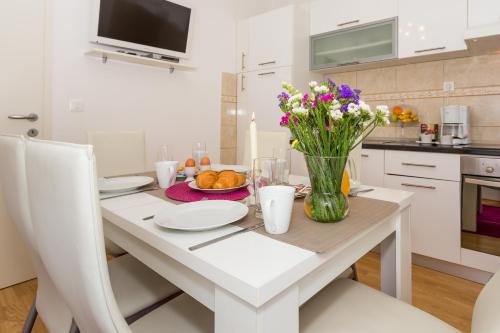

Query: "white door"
<box><xmin>0</xmin><ymin>0</ymin><xmax>46</xmax><ymax>288</ymax></box>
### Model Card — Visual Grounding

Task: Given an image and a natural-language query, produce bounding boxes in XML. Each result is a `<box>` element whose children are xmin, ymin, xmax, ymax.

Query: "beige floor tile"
<box><xmin>220</xmin><ymin>125</ymin><xmax>237</xmax><ymax>149</ymax></box>
<box><xmin>220</xmin><ymin>148</ymin><xmax>236</xmax><ymax>164</ymax></box>
<box><xmin>323</xmin><ymin>71</ymin><xmax>357</xmax><ymax>88</ymax></box>
<box><xmin>221</xmin><ymin>102</ymin><xmax>237</xmax><ymax>127</ymax></box>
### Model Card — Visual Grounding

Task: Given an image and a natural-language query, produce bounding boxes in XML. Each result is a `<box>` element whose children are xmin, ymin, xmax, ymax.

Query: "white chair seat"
<box><xmin>130</xmin><ymin>294</ymin><xmax>213</xmax><ymax>333</ymax></box>
<box><xmin>108</xmin><ymin>254</ymin><xmax>180</xmax><ymax>318</ymax></box>
<box><xmin>300</xmin><ymin>278</ymin><xmax>460</xmax><ymax>333</ymax></box>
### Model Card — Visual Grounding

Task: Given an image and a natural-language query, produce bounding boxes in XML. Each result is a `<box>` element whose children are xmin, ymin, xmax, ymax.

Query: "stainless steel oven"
<box><xmin>461</xmin><ymin>156</ymin><xmax>500</xmax><ymax>257</ymax></box>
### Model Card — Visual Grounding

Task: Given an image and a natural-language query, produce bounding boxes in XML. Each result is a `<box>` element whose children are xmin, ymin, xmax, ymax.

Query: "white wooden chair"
<box><xmin>25</xmin><ymin>138</ymin><xmax>212</xmax><ymax>333</ymax></box>
<box><xmin>87</xmin><ymin>130</ymin><xmax>146</xmax><ymax>178</ymax></box>
<box><xmin>88</xmin><ymin>129</ymin><xmax>146</xmax><ymax>255</ymax></box>
<box><xmin>0</xmin><ymin>135</ymin><xmax>181</xmax><ymax>332</ymax></box>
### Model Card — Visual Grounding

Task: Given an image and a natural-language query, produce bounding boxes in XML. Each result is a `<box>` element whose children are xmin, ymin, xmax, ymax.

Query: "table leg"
<box><xmin>214</xmin><ymin>285</ymin><xmax>299</xmax><ymax>333</ymax></box>
<box><xmin>380</xmin><ymin>207</ymin><xmax>412</xmax><ymax>303</ymax></box>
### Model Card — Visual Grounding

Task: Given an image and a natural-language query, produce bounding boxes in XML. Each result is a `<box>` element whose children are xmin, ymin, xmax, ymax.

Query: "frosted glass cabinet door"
<box><xmin>310</xmin><ymin>18</ymin><xmax>397</xmax><ymax>70</ymax></box>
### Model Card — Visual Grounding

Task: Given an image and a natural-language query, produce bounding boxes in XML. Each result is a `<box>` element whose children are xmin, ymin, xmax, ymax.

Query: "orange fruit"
<box><xmin>392</xmin><ymin>106</ymin><xmax>403</xmax><ymax>115</ymax></box>
<box><xmin>341</xmin><ymin>169</ymin><xmax>350</xmax><ymax>197</ymax></box>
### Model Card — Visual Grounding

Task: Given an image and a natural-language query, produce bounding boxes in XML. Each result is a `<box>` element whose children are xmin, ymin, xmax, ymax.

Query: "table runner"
<box><xmin>147</xmin><ymin>186</ymin><xmax>399</xmax><ymax>254</ymax></box>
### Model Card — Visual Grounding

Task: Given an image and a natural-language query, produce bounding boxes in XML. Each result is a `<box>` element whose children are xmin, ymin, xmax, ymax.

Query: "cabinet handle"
<box><xmin>401</xmin><ymin>162</ymin><xmax>436</xmax><ymax>168</ymax></box>
<box><xmin>401</xmin><ymin>183</ymin><xmax>436</xmax><ymax>190</ymax></box>
<box><xmin>337</xmin><ymin>61</ymin><xmax>360</xmax><ymax>67</ymax></box>
<box><xmin>241</xmin><ymin>74</ymin><xmax>245</xmax><ymax>92</ymax></box>
<box><xmin>241</xmin><ymin>52</ymin><xmax>246</xmax><ymax>71</ymax></box>
<box><xmin>337</xmin><ymin>19</ymin><xmax>360</xmax><ymax>27</ymax></box>
<box><xmin>258</xmin><ymin>61</ymin><xmax>276</xmax><ymax>66</ymax></box>
<box><xmin>361</xmin><ymin>154</ymin><xmax>369</xmax><ymax>158</ymax></box>
<box><xmin>464</xmin><ymin>177</ymin><xmax>500</xmax><ymax>189</ymax></box>
<box><xmin>414</xmin><ymin>46</ymin><xmax>446</xmax><ymax>54</ymax></box>
<box><xmin>257</xmin><ymin>71</ymin><xmax>276</xmax><ymax>76</ymax></box>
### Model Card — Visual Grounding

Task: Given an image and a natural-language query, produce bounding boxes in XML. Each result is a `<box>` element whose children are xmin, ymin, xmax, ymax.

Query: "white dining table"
<box><xmin>101</xmin><ymin>186</ymin><xmax>414</xmax><ymax>333</ymax></box>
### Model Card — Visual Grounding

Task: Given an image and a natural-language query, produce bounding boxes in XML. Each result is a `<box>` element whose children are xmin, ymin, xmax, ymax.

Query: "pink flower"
<box><xmin>320</xmin><ymin>93</ymin><xmax>334</xmax><ymax>102</ymax></box>
<box><xmin>280</xmin><ymin>112</ymin><xmax>291</xmax><ymax>127</ymax></box>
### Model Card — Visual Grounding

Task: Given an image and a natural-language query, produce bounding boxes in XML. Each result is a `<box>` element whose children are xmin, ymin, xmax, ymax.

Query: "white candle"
<box><xmin>250</xmin><ymin>112</ymin><xmax>258</xmax><ymax>167</ymax></box>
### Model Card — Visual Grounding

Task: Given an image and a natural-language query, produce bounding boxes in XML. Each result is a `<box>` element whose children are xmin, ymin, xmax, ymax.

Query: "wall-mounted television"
<box><xmin>91</xmin><ymin>0</ymin><xmax>193</xmax><ymax>59</ymax></box>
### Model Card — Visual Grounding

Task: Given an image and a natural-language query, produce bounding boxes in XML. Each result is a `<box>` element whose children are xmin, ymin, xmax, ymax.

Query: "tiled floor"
<box><xmin>0</xmin><ymin>252</ymin><xmax>484</xmax><ymax>333</ymax></box>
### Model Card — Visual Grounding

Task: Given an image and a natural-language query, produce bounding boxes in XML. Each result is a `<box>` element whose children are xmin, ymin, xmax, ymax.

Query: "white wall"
<box><xmin>236</xmin><ymin>0</ymin><xmax>310</xmax><ymax>18</ymax></box>
<box><xmin>48</xmin><ymin>0</ymin><xmax>237</xmax><ymax>169</ymax></box>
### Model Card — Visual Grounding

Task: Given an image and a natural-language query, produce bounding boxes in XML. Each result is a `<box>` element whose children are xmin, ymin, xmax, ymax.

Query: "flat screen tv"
<box><xmin>91</xmin><ymin>0</ymin><xmax>193</xmax><ymax>59</ymax></box>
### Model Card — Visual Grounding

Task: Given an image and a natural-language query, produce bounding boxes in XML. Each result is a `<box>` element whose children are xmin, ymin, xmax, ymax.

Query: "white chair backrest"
<box><xmin>26</xmin><ymin>139</ymin><xmax>130</xmax><ymax>333</ymax></box>
<box><xmin>0</xmin><ymin>134</ymin><xmax>72</xmax><ymax>332</ymax></box>
<box><xmin>242</xmin><ymin>130</ymin><xmax>290</xmax><ymax>167</ymax></box>
<box><xmin>472</xmin><ymin>271</ymin><xmax>500</xmax><ymax>333</ymax></box>
<box><xmin>88</xmin><ymin>130</ymin><xmax>146</xmax><ymax>177</ymax></box>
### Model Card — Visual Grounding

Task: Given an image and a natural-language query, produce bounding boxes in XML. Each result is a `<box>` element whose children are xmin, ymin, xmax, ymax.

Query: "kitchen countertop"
<box><xmin>362</xmin><ymin>139</ymin><xmax>500</xmax><ymax>157</ymax></box>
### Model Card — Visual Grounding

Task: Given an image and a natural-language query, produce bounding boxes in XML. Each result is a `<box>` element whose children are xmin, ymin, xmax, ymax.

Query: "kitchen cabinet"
<box><xmin>384</xmin><ymin>174</ymin><xmax>461</xmax><ymax>264</ymax></box>
<box><xmin>360</xmin><ymin>149</ymin><xmax>385</xmax><ymax>187</ymax></box>
<box><xmin>310</xmin><ymin>0</ymin><xmax>398</xmax><ymax>35</ymax></box>
<box><xmin>236</xmin><ymin>67</ymin><xmax>292</xmax><ymax>164</ymax></box>
<box><xmin>236</xmin><ymin>19</ymin><xmax>250</xmax><ymax>73</ymax></box>
<box><xmin>244</xmin><ymin>6</ymin><xmax>294</xmax><ymax>72</ymax></box>
<box><xmin>468</xmin><ymin>0</ymin><xmax>500</xmax><ymax>28</ymax></box>
<box><xmin>398</xmin><ymin>0</ymin><xmax>467</xmax><ymax>58</ymax></box>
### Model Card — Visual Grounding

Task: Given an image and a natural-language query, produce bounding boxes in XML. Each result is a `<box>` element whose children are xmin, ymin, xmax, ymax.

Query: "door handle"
<box><xmin>257</xmin><ymin>71</ymin><xmax>276</xmax><ymax>76</ymax></box>
<box><xmin>401</xmin><ymin>162</ymin><xmax>436</xmax><ymax>168</ymax></box>
<box><xmin>401</xmin><ymin>183</ymin><xmax>436</xmax><ymax>190</ymax></box>
<box><xmin>337</xmin><ymin>19</ymin><xmax>360</xmax><ymax>27</ymax></box>
<box><xmin>414</xmin><ymin>46</ymin><xmax>446</xmax><ymax>54</ymax></box>
<box><xmin>241</xmin><ymin>52</ymin><xmax>246</xmax><ymax>71</ymax></box>
<box><xmin>258</xmin><ymin>61</ymin><xmax>276</xmax><ymax>66</ymax></box>
<box><xmin>241</xmin><ymin>74</ymin><xmax>245</xmax><ymax>92</ymax></box>
<box><xmin>8</xmin><ymin>113</ymin><xmax>39</xmax><ymax>122</ymax></box>
<box><xmin>464</xmin><ymin>177</ymin><xmax>500</xmax><ymax>189</ymax></box>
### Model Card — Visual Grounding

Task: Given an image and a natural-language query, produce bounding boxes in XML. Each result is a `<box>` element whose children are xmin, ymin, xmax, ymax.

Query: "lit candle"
<box><xmin>250</xmin><ymin>112</ymin><xmax>258</xmax><ymax>167</ymax></box>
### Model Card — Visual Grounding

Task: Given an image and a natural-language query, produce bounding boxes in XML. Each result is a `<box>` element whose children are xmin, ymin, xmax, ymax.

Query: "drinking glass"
<box><xmin>273</xmin><ymin>147</ymin><xmax>291</xmax><ymax>185</ymax></box>
<box><xmin>157</xmin><ymin>145</ymin><xmax>173</xmax><ymax>161</ymax></box>
<box><xmin>253</xmin><ymin>157</ymin><xmax>278</xmax><ymax>218</ymax></box>
<box><xmin>192</xmin><ymin>142</ymin><xmax>208</xmax><ymax>166</ymax></box>
<box><xmin>346</xmin><ymin>156</ymin><xmax>361</xmax><ymax>190</ymax></box>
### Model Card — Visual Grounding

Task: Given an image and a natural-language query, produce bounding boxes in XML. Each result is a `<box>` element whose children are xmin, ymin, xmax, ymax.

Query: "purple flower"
<box><xmin>327</xmin><ymin>78</ymin><xmax>336</xmax><ymax>87</ymax></box>
<box><xmin>354</xmin><ymin>88</ymin><xmax>362</xmax><ymax>94</ymax></box>
<box><xmin>338</xmin><ymin>85</ymin><xmax>355</xmax><ymax>99</ymax></box>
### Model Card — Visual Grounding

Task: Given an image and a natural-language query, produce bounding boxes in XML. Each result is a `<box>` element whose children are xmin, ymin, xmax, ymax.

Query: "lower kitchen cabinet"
<box><xmin>360</xmin><ymin>149</ymin><xmax>384</xmax><ymax>187</ymax></box>
<box><xmin>384</xmin><ymin>174</ymin><xmax>461</xmax><ymax>264</ymax></box>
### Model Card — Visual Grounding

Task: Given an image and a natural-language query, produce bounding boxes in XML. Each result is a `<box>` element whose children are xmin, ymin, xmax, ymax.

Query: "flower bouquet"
<box><xmin>278</xmin><ymin>80</ymin><xmax>390</xmax><ymax>222</ymax></box>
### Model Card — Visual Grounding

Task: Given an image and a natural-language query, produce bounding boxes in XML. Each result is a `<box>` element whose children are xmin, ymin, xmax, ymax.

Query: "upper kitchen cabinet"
<box><xmin>237</xmin><ymin>6</ymin><xmax>294</xmax><ymax>73</ymax></box>
<box><xmin>310</xmin><ymin>0</ymin><xmax>398</xmax><ymax>35</ymax></box>
<box><xmin>310</xmin><ymin>18</ymin><xmax>397</xmax><ymax>70</ymax></box>
<box><xmin>468</xmin><ymin>0</ymin><xmax>500</xmax><ymax>28</ymax></box>
<box><xmin>398</xmin><ymin>0</ymin><xmax>468</xmax><ymax>58</ymax></box>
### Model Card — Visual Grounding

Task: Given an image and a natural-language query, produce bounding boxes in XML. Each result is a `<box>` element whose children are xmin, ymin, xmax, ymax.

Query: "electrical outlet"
<box><xmin>69</xmin><ymin>99</ymin><xmax>85</xmax><ymax>112</ymax></box>
<box><xmin>443</xmin><ymin>81</ymin><xmax>455</xmax><ymax>92</ymax></box>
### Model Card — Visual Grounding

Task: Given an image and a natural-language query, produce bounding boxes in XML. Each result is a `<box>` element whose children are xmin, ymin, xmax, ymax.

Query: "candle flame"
<box><xmin>251</xmin><ymin>112</ymin><xmax>255</xmax><ymax>122</ymax></box>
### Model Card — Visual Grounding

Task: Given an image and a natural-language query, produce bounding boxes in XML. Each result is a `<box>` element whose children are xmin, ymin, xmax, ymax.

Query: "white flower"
<box><xmin>330</xmin><ymin>109</ymin><xmax>343</xmax><ymax>120</ymax></box>
<box><xmin>313</xmin><ymin>85</ymin><xmax>329</xmax><ymax>94</ymax></box>
<box><xmin>287</xmin><ymin>93</ymin><xmax>303</xmax><ymax>107</ymax></box>
<box><xmin>292</xmin><ymin>106</ymin><xmax>308</xmax><ymax>115</ymax></box>
<box><xmin>376</xmin><ymin>105</ymin><xmax>390</xmax><ymax>117</ymax></box>
<box><xmin>331</xmin><ymin>99</ymin><xmax>341</xmax><ymax>111</ymax></box>
<box><xmin>347</xmin><ymin>103</ymin><xmax>360</xmax><ymax>116</ymax></box>
<box><xmin>308</xmin><ymin>81</ymin><xmax>318</xmax><ymax>88</ymax></box>
<box><xmin>359</xmin><ymin>101</ymin><xmax>371</xmax><ymax>112</ymax></box>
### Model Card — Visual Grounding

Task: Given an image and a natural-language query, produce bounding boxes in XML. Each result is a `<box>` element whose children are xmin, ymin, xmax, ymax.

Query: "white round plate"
<box><xmin>210</xmin><ymin>164</ymin><xmax>251</xmax><ymax>174</ymax></box>
<box><xmin>154</xmin><ymin>200</ymin><xmax>249</xmax><ymax>231</ymax></box>
<box><xmin>188</xmin><ymin>180</ymin><xmax>250</xmax><ymax>194</ymax></box>
<box><xmin>98</xmin><ymin>176</ymin><xmax>154</xmax><ymax>193</ymax></box>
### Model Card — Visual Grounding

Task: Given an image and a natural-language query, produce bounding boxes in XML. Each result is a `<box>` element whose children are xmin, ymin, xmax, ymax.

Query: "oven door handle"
<box><xmin>464</xmin><ymin>177</ymin><xmax>500</xmax><ymax>189</ymax></box>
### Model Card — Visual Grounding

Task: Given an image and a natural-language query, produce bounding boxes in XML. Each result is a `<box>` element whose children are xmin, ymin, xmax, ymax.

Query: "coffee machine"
<box><xmin>440</xmin><ymin>105</ymin><xmax>471</xmax><ymax>145</ymax></box>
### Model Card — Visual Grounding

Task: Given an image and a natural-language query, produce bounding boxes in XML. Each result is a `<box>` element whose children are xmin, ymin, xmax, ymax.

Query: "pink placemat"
<box><xmin>165</xmin><ymin>182</ymin><xmax>251</xmax><ymax>202</ymax></box>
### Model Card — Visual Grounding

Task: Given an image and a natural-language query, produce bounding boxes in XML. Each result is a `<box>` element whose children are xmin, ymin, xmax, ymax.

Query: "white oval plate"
<box><xmin>210</xmin><ymin>164</ymin><xmax>251</xmax><ymax>174</ymax></box>
<box><xmin>154</xmin><ymin>200</ymin><xmax>249</xmax><ymax>231</ymax></box>
<box><xmin>98</xmin><ymin>176</ymin><xmax>154</xmax><ymax>193</ymax></box>
<box><xmin>188</xmin><ymin>180</ymin><xmax>250</xmax><ymax>194</ymax></box>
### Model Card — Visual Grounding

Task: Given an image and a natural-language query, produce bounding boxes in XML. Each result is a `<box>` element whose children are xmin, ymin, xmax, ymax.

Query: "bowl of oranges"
<box><xmin>390</xmin><ymin>105</ymin><xmax>419</xmax><ymax>124</ymax></box>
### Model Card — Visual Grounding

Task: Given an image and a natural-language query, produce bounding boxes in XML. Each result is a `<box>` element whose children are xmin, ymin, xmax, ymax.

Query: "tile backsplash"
<box><xmin>324</xmin><ymin>54</ymin><xmax>500</xmax><ymax>143</ymax></box>
<box><xmin>220</xmin><ymin>73</ymin><xmax>237</xmax><ymax>164</ymax></box>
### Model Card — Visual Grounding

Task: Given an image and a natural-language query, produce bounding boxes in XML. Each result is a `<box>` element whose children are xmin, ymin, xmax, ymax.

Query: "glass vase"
<box><xmin>304</xmin><ymin>155</ymin><xmax>349</xmax><ymax>223</ymax></box>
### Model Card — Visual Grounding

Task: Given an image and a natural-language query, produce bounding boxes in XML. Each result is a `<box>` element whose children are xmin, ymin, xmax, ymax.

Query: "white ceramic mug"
<box><xmin>259</xmin><ymin>185</ymin><xmax>295</xmax><ymax>235</ymax></box>
<box><xmin>156</xmin><ymin>161</ymin><xmax>178</xmax><ymax>189</ymax></box>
